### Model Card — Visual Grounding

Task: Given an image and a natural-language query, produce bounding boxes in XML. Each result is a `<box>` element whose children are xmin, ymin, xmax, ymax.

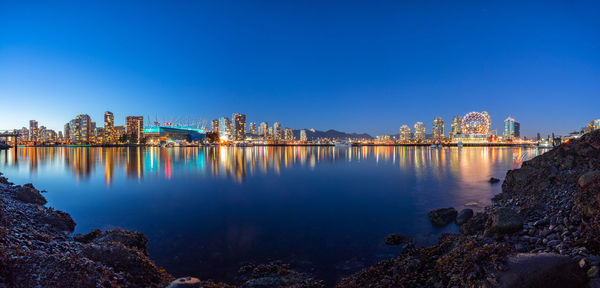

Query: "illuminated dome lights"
<box><xmin>462</xmin><ymin>112</ymin><xmax>489</xmax><ymax>134</ymax></box>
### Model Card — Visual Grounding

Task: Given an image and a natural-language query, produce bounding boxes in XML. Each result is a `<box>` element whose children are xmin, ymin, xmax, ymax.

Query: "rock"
<box><xmin>589</xmin><ymin>266</ymin><xmax>600</xmax><ymax>278</ymax></box>
<box><xmin>92</xmin><ymin>229</ymin><xmax>149</xmax><ymax>255</ymax></box>
<box><xmin>428</xmin><ymin>207</ymin><xmax>457</xmax><ymax>226</ymax></box>
<box><xmin>489</xmin><ymin>177</ymin><xmax>501</xmax><ymax>183</ymax></box>
<box><xmin>488</xmin><ymin>208</ymin><xmax>523</xmax><ymax>234</ymax></box>
<box><xmin>385</xmin><ymin>234</ymin><xmax>411</xmax><ymax>246</ymax></box>
<box><xmin>167</xmin><ymin>277</ymin><xmax>201</xmax><ymax>288</ymax></box>
<box><xmin>498</xmin><ymin>253</ymin><xmax>587</xmax><ymax>288</ymax></box>
<box><xmin>578</xmin><ymin>171</ymin><xmax>600</xmax><ymax>188</ymax></box>
<box><xmin>460</xmin><ymin>212</ymin><xmax>487</xmax><ymax>235</ymax></box>
<box><xmin>15</xmin><ymin>184</ymin><xmax>47</xmax><ymax>205</ymax></box>
<box><xmin>575</xmin><ymin>173</ymin><xmax>600</xmax><ymax>217</ymax></box>
<box><xmin>73</xmin><ymin>229</ymin><xmax>102</xmax><ymax>243</ymax></box>
<box><xmin>41</xmin><ymin>209</ymin><xmax>76</xmax><ymax>231</ymax></box>
<box><xmin>455</xmin><ymin>209</ymin><xmax>474</xmax><ymax>225</ymax></box>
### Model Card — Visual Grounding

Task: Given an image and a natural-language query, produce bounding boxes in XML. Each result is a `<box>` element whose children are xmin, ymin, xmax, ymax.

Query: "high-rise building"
<box><xmin>18</xmin><ymin>127</ymin><xmax>28</xmax><ymax>142</ymax></box>
<box><xmin>284</xmin><ymin>127</ymin><xmax>294</xmax><ymax>141</ymax></box>
<box><xmin>58</xmin><ymin>131</ymin><xmax>63</xmax><ymax>140</ymax></box>
<box><xmin>268</xmin><ymin>127</ymin><xmax>273</xmax><ymax>137</ymax></box>
<box><xmin>259</xmin><ymin>122</ymin><xmax>268</xmax><ymax>137</ymax></box>
<box><xmin>211</xmin><ymin>119</ymin><xmax>219</xmax><ymax>134</ymax></box>
<box><xmin>503</xmin><ymin>117</ymin><xmax>520</xmax><ymax>139</ymax></box>
<box><xmin>77</xmin><ymin>114</ymin><xmax>92</xmax><ymax>143</ymax></box>
<box><xmin>64</xmin><ymin>123</ymin><xmax>70</xmax><ymax>142</ymax></box>
<box><xmin>432</xmin><ymin>117</ymin><xmax>444</xmax><ymax>142</ymax></box>
<box><xmin>231</xmin><ymin>113</ymin><xmax>247</xmax><ymax>141</ymax></box>
<box><xmin>273</xmin><ymin>122</ymin><xmax>282</xmax><ymax>140</ymax></box>
<box><xmin>399</xmin><ymin>125</ymin><xmax>411</xmax><ymax>142</ymax></box>
<box><xmin>126</xmin><ymin>116</ymin><xmax>144</xmax><ymax>143</ymax></box>
<box><xmin>29</xmin><ymin>120</ymin><xmax>38</xmax><ymax>142</ymax></box>
<box><xmin>300</xmin><ymin>129</ymin><xmax>307</xmax><ymax>141</ymax></box>
<box><xmin>104</xmin><ymin>111</ymin><xmax>115</xmax><ymax>144</ymax></box>
<box><xmin>249</xmin><ymin>122</ymin><xmax>257</xmax><ymax>135</ymax></box>
<box><xmin>39</xmin><ymin>126</ymin><xmax>47</xmax><ymax>141</ymax></box>
<box><xmin>218</xmin><ymin>117</ymin><xmax>232</xmax><ymax>140</ymax></box>
<box><xmin>450</xmin><ymin>115</ymin><xmax>463</xmax><ymax>137</ymax></box>
<box><xmin>413</xmin><ymin>122</ymin><xmax>426</xmax><ymax>142</ymax></box>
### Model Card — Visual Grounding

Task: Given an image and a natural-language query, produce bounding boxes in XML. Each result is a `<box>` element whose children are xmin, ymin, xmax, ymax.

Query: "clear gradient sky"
<box><xmin>1</xmin><ymin>1</ymin><xmax>599</xmax><ymax>137</ymax></box>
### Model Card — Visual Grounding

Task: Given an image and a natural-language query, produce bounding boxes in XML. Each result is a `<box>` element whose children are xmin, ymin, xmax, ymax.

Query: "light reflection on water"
<box><xmin>0</xmin><ymin>146</ymin><xmax>545</xmax><ymax>283</ymax></box>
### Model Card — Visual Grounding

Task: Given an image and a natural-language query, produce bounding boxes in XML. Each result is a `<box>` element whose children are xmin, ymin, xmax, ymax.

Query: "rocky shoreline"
<box><xmin>2</xmin><ymin>129</ymin><xmax>600</xmax><ymax>287</ymax></box>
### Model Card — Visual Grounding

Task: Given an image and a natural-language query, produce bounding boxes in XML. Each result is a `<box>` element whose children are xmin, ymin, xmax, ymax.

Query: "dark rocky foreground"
<box><xmin>2</xmin><ymin>130</ymin><xmax>600</xmax><ymax>287</ymax></box>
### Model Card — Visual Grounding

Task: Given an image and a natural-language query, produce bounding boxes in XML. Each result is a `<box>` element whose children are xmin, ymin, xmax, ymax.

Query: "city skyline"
<box><xmin>1</xmin><ymin>1</ymin><xmax>600</xmax><ymax>137</ymax></box>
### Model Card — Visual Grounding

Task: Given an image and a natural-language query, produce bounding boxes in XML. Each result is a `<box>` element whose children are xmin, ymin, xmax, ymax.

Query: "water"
<box><xmin>0</xmin><ymin>146</ymin><xmax>544</xmax><ymax>284</ymax></box>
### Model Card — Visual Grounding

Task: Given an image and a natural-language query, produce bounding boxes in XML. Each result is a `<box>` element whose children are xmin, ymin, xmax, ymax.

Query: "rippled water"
<box><xmin>0</xmin><ymin>146</ymin><xmax>545</xmax><ymax>283</ymax></box>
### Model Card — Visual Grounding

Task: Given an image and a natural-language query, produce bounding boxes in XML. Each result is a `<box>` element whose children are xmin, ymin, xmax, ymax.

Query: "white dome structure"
<box><xmin>462</xmin><ymin>112</ymin><xmax>489</xmax><ymax>134</ymax></box>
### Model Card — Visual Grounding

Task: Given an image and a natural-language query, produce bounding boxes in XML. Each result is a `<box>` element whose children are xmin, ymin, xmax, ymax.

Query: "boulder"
<box><xmin>15</xmin><ymin>184</ymin><xmax>47</xmax><ymax>205</ymax></box>
<box><xmin>74</xmin><ymin>229</ymin><xmax>102</xmax><ymax>243</ymax></box>
<box><xmin>455</xmin><ymin>209</ymin><xmax>474</xmax><ymax>225</ymax></box>
<box><xmin>384</xmin><ymin>234</ymin><xmax>411</xmax><ymax>246</ymax></box>
<box><xmin>578</xmin><ymin>171</ymin><xmax>600</xmax><ymax>188</ymax></box>
<box><xmin>167</xmin><ymin>277</ymin><xmax>201</xmax><ymax>288</ymax></box>
<box><xmin>428</xmin><ymin>208</ymin><xmax>457</xmax><ymax>226</ymax></box>
<box><xmin>41</xmin><ymin>209</ymin><xmax>76</xmax><ymax>232</ymax></box>
<box><xmin>488</xmin><ymin>208</ymin><xmax>523</xmax><ymax>234</ymax></box>
<box><xmin>497</xmin><ymin>253</ymin><xmax>587</xmax><ymax>288</ymax></box>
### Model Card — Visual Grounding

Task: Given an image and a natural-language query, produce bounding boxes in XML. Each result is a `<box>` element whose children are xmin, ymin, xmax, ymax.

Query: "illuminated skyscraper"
<box><xmin>503</xmin><ymin>117</ymin><xmax>520</xmax><ymax>139</ymax></box>
<box><xmin>284</xmin><ymin>127</ymin><xmax>294</xmax><ymax>141</ymax></box>
<box><xmin>450</xmin><ymin>115</ymin><xmax>462</xmax><ymax>137</ymax></box>
<box><xmin>29</xmin><ymin>120</ymin><xmax>38</xmax><ymax>142</ymax></box>
<box><xmin>413</xmin><ymin>122</ymin><xmax>426</xmax><ymax>142</ymax></box>
<box><xmin>211</xmin><ymin>119</ymin><xmax>219</xmax><ymax>134</ymax></box>
<box><xmin>126</xmin><ymin>116</ymin><xmax>144</xmax><ymax>143</ymax></box>
<box><xmin>399</xmin><ymin>125</ymin><xmax>411</xmax><ymax>142</ymax></box>
<box><xmin>273</xmin><ymin>122</ymin><xmax>282</xmax><ymax>140</ymax></box>
<box><xmin>64</xmin><ymin>123</ymin><xmax>70</xmax><ymax>142</ymax></box>
<box><xmin>218</xmin><ymin>117</ymin><xmax>232</xmax><ymax>140</ymax></box>
<box><xmin>432</xmin><ymin>117</ymin><xmax>444</xmax><ymax>142</ymax></box>
<box><xmin>258</xmin><ymin>122</ymin><xmax>268</xmax><ymax>137</ymax></box>
<box><xmin>249</xmin><ymin>122</ymin><xmax>257</xmax><ymax>135</ymax></box>
<box><xmin>20</xmin><ymin>127</ymin><xmax>29</xmax><ymax>142</ymax></box>
<box><xmin>300</xmin><ymin>129</ymin><xmax>307</xmax><ymax>141</ymax></box>
<box><xmin>231</xmin><ymin>113</ymin><xmax>247</xmax><ymax>141</ymax></box>
<box><xmin>67</xmin><ymin>114</ymin><xmax>92</xmax><ymax>143</ymax></box>
<box><xmin>104</xmin><ymin>111</ymin><xmax>115</xmax><ymax>143</ymax></box>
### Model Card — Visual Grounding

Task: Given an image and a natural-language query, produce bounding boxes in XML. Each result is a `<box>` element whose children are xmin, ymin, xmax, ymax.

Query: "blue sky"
<box><xmin>1</xmin><ymin>1</ymin><xmax>599</xmax><ymax>137</ymax></box>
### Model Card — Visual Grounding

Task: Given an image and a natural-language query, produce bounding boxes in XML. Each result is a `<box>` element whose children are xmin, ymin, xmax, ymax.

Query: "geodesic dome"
<box><xmin>462</xmin><ymin>112</ymin><xmax>489</xmax><ymax>134</ymax></box>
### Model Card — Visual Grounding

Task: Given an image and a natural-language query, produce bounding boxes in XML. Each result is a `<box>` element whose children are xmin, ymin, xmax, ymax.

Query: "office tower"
<box><xmin>432</xmin><ymin>116</ymin><xmax>444</xmax><ymax>142</ymax></box>
<box><xmin>249</xmin><ymin>122</ymin><xmax>257</xmax><ymax>135</ymax></box>
<box><xmin>273</xmin><ymin>122</ymin><xmax>282</xmax><ymax>140</ymax></box>
<box><xmin>231</xmin><ymin>113</ymin><xmax>247</xmax><ymax>141</ymax></box>
<box><xmin>399</xmin><ymin>125</ymin><xmax>411</xmax><ymax>142</ymax></box>
<box><xmin>284</xmin><ymin>127</ymin><xmax>294</xmax><ymax>141</ymax></box>
<box><xmin>104</xmin><ymin>111</ymin><xmax>115</xmax><ymax>143</ymax></box>
<box><xmin>218</xmin><ymin>117</ymin><xmax>232</xmax><ymax>139</ymax></box>
<box><xmin>126</xmin><ymin>116</ymin><xmax>144</xmax><ymax>142</ymax></box>
<box><xmin>64</xmin><ymin>123</ymin><xmax>70</xmax><ymax>142</ymax></box>
<box><xmin>259</xmin><ymin>122</ymin><xmax>268</xmax><ymax>136</ymax></box>
<box><xmin>29</xmin><ymin>120</ymin><xmax>38</xmax><ymax>141</ymax></box>
<box><xmin>211</xmin><ymin>119</ymin><xmax>219</xmax><ymax>134</ymax></box>
<box><xmin>413</xmin><ymin>122</ymin><xmax>426</xmax><ymax>142</ymax></box>
<box><xmin>503</xmin><ymin>117</ymin><xmax>520</xmax><ymax>139</ymax></box>
<box><xmin>300</xmin><ymin>129</ymin><xmax>307</xmax><ymax>141</ymax></box>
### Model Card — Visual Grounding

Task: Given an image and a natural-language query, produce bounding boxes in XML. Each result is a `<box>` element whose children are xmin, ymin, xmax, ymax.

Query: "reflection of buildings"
<box><xmin>126</xmin><ymin>147</ymin><xmax>144</xmax><ymax>180</ymax></box>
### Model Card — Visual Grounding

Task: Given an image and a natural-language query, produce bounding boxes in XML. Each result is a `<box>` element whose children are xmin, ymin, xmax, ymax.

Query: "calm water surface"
<box><xmin>0</xmin><ymin>146</ymin><xmax>544</xmax><ymax>283</ymax></box>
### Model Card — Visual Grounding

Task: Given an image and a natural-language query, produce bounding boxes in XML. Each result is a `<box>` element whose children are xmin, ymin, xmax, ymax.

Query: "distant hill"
<box><xmin>292</xmin><ymin>129</ymin><xmax>373</xmax><ymax>140</ymax></box>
